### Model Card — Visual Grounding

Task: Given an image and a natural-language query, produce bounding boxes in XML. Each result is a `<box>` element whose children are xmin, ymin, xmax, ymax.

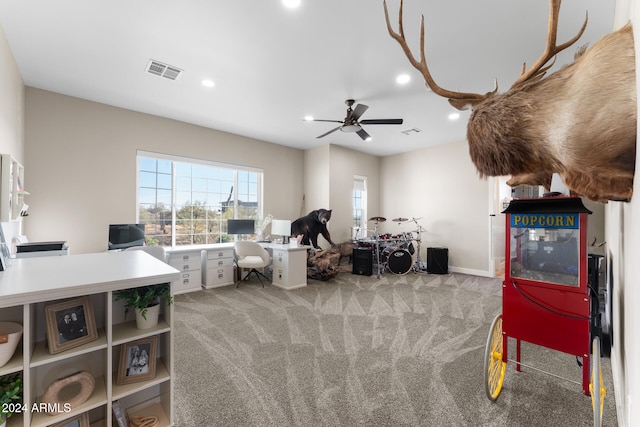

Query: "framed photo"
<box><xmin>117</xmin><ymin>336</ymin><xmax>157</xmax><ymax>385</ymax></box>
<box><xmin>51</xmin><ymin>411</ymin><xmax>90</xmax><ymax>427</ymax></box>
<box><xmin>112</xmin><ymin>400</ymin><xmax>128</xmax><ymax>427</ymax></box>
<box><xmin>45</xmin><ymin>296</ymin><xmax>99</xmax><ymax>354</ymax></box>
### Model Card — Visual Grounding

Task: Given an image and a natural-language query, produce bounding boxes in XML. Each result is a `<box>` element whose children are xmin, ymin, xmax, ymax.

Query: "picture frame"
<box><xmin>112</xmin><ymin>400</ymin><xmax>129</xmax><ymax>427</ymax></box>
<box><xmin>117</xmin><ymin>335</ymin><xmax>157</xmax><ymax>385</ymax></box>
<box><xmin>51</xmin><ymin>411</ymin><xmax>90</xmax><ymax>427</ymax></box>
<box><xmin>45</xmin><ymin>296</ymin><xmax>99</xmax><ymax>354</ymax></box>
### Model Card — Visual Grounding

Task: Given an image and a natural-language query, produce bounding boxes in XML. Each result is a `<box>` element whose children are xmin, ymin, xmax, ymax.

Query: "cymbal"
<box><xmin>392</xmin><ymin>217</ymin><xmax>409</xmax><ymax>222</ymax></box>
<box><xmin>368</xmin><ymin>216</ymin><xmax>386</xmax><ymax>222</ymax></box>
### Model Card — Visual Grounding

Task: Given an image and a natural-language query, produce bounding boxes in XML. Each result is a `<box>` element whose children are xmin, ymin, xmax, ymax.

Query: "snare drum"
<box><xmin>382</xmin><ymin>247</ymin><xmax>413</xmax><ymax>275</ymax></box>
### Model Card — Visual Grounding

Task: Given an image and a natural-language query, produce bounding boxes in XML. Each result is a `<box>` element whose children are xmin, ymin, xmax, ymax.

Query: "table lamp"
<box><xmin>271</xmin><ymin>219</ymin><xmax>292</xmax><ymax>244</ymax></box>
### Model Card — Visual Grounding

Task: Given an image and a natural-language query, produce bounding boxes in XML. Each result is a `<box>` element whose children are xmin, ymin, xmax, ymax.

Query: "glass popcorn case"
<box><xmin>506</xmin><ymin>198</ymin><xmax>589</xmax><ymax>287</ymax></box>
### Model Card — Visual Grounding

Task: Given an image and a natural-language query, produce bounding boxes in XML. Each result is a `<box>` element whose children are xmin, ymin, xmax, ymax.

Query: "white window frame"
<box><xmin>353</xmin><ymin>175</ymin><xmax>367</xmax><ymax>240</ymax></box>
<box><xmin>137</xmin><ymin>150</ymin><xmax>263</xmax><ymax>247</ymax></box>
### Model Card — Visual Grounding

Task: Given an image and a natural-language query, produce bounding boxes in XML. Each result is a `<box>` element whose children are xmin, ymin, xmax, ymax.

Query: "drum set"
<box><xmin>354</xmin><ymin>216</ymin><xmax>426</xmax><ymax>277</ymax></box>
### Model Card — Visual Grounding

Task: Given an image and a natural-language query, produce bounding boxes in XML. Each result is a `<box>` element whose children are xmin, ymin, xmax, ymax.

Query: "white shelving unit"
<box><xmin>0</xmin><ymin>251</ymin><xmax>179</xmax><ymax>427</ymax></box>
<box><xmin>0</xmin><ymin>154</ymin><xmax>28</xmax><ymax>222</ymax></box>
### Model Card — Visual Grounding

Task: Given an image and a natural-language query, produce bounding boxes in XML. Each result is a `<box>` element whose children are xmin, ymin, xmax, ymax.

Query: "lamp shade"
<box><xmin>271</xmin><ymin>219</ymin><xmax>291</xmax><ymax>236</ymax></box>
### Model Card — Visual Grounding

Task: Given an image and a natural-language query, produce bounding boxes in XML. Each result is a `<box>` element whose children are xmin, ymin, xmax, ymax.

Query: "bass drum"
<box><xmin>382</xmin><ymin>247</ymin><xmax>413</xmax><ymax>275</ymax></box>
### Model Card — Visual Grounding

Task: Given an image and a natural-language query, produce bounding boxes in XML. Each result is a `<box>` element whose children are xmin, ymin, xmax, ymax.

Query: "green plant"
<box><xmin>0</xmin><ymin>373</ymin><xmax>23</xmax><ymax>419</ymax></box>
<box><xmin>114</xmin><ymin>283</ymin><xmax>173</xmax><ymax>320</ymax></box>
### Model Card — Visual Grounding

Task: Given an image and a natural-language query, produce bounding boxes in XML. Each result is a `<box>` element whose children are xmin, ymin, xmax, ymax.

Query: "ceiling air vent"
<box><xmin>401</xmin><ymin>128</ymin><xmax>422</xmax><ymax>135</ymax></box>
<box><xmin>146</xmin><ymin>60</ymin><xmax>183</xmax><ymax>80</ymax></box>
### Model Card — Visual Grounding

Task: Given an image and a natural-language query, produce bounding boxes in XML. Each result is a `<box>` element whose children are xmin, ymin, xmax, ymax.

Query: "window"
<box><xmin>137</xmin><ymin>152</ymin><xmax>262</xmax><ymax>247</ymax></box>
<box><xmin>353</xmin><ymin>176</ymin><xmax>367</xmax><ymax>239</ymax></box>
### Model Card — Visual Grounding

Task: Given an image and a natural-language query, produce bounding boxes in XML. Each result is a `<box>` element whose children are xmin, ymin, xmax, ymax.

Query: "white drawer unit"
<box><xmin>270</xmin><ymin>245</ymin><xmax>309</xmax><ymax>290</ymax></box>
<box><xmin>202</xmin><ymin>246</ymin><xmax>235</xmax><ymax>289</ymax></box>
<box><xmin>272</xmin><ymin>248</ymin><xmax>288</xmax><ymax>285</ymax></box>
<box><xmin>167</xmin><ymin>248</ymin><xmax>203</xmax><ymax>294</ymax></box>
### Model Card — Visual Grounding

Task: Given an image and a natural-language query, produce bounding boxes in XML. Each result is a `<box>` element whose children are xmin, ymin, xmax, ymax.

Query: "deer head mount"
<box><xmin>384</xmin><ymin>0</ymin><xmax>637</xmax><ymax>202</ymax></box>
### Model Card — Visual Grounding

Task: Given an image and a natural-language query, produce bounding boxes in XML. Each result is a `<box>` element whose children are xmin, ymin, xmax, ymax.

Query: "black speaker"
<box><xmin>427</xmin><ymin>247</ymin><xmax>448</xmax><ymax>274</ymax></box>
<box><xmin>352</xmin><ymin>247</ymin><xmax>373</xmax><ymax>276</ymax></box>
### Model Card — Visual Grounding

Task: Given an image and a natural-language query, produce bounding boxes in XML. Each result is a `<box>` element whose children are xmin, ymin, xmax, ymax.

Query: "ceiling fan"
<box><xmin>306</xmin><ymin>99</ymin><xmax>403</xmax><ymax>141</ymax></box>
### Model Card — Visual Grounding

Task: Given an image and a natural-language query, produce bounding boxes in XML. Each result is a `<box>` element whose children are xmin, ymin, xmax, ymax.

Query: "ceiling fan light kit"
<box><xmin>307</xmin><ymin>99</ymin><xmax>403</xmax><ymax>141</ymax></box>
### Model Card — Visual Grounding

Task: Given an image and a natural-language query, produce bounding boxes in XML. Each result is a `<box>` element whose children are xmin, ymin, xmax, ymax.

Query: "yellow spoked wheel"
<box><xmin>590</xmin><ymin>336</ymin><xmax>606</xmax><ymax>427</ymax></box>
<box><xmin>484</xmin><ymin>314</ymin><xmax>507</xmax><ymax>401</ymax></box>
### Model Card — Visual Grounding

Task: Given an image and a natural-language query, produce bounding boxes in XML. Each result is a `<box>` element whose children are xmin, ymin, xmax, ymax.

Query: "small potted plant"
<box><xmin>0</xmin><ymin>373</ymin><xmax>23</xmax><ymax>427</ymax></box>
<box><xmin>114</xmin><ymin>284</ymin><xmax>173</xmax><ymax>330</ymax></box>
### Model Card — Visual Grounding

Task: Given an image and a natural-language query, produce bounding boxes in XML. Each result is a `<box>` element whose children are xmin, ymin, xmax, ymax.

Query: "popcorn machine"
<box><xmin>484</xmin><ymin>196</ymin><xmax>609</xmax><ymax>426</ymax></box>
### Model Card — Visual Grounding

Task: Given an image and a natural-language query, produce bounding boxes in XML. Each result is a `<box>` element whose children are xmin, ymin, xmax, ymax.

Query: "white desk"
<box><xmin>169</xmin><ymin>242</ymin><xmax>311</xmax><ymax>291</ymax></box>
<box><xmin>263</xmin><ymin>243</ymin><xmax>311</xmax><ymax>290</ymax></box>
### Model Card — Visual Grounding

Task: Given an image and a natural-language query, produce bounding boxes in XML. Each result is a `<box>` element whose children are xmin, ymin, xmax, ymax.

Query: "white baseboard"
<box><xmin>448</xmin><ymin>266</ymin><xmax>495</xmax><ymax>278</ymax></box>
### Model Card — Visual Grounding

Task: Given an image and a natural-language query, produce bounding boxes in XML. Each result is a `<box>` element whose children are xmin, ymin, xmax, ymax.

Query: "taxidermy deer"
<box><xmin>383</xmin><ymin>0</ymin><xmax>637</xmax><ymax>202</ymax></box>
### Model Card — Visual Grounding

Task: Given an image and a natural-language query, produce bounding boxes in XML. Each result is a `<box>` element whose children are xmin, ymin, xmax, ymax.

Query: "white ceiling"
<box><xmin>0</xmin><ymin>0</ymin><xmax>616</xmax><ymax>157</ymax></box>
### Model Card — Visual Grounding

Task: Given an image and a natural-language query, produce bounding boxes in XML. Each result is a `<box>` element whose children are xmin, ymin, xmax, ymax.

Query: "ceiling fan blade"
<box><xmin>359</xmin><ymin>119</ymin><xmax>404</xmax><ymax>125</ymax></box>
<box><xmin>309</xmin><ymin>119</ymin><xmax>343</xmax><ymax>123</ymax></box>
<box><xmin>317</xmin><ymin>126</ymin><xmax>342</xmax><ymax>139</ymax></box>
<box><xmin>351</xmin><ymin>104</ymin><xmax>369</xmax><ymax>121</ymax></box>
<box><xmin>356</xmin><ymin>128</ymin><xmax>371</xmax><ymax>141</ymax></box>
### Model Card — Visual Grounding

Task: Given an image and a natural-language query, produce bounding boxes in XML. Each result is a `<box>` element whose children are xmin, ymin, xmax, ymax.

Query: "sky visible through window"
<box><xmin>138</xmin><ymin>155</ymin><xmax>261</xmax><ymax>246</ymax></box>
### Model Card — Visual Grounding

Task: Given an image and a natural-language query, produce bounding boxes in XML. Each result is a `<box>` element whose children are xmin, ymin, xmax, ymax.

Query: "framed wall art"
<box><xmin>45</xmin><ymin>296</ymin><xmax>98</xmax><ymax>354</ymax></box>
<box><xmin>117</xmin><ymin>335</ymin><xmax>157</xmax><ymax>385</ymax></box>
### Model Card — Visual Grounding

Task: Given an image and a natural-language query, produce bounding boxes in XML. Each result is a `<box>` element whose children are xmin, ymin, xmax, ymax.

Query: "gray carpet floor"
<box><xmin>173</xmin><ymin>270</ymin><xmax>618</xmax><ymax>426</ymax></box>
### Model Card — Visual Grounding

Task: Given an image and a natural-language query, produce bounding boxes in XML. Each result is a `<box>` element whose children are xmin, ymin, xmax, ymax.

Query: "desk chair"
<box><xmin>124</xmin><ymin>245</ymin><xmax>167</xmax><ymax>262</ymax></box>
<box><xmin>235</xmin><ymin>241</ymin><xmax>271</xmax><ymax>287</ymax></box>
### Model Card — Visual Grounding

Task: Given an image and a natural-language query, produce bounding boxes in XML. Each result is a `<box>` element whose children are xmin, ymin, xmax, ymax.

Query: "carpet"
<box><xmin>173</xmin><ymin>271</ymin><xmax>618</xmax><ymax>426</ymax></box>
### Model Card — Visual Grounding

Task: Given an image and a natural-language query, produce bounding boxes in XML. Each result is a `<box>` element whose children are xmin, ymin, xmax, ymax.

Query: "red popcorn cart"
<box><xmin>484</xmin><ymin>196</ymin><xmax>611</xmax><ymax>426</ymax></box>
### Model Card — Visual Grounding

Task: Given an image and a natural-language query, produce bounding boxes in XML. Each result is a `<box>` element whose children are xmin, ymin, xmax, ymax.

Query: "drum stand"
<box><xmin>368</xmin><ymin>217</ymin><xmax>386</xmax><ymax>278</ymax></box>
<box><xmin>411</xmin><ymin>219</ymin><xmax>427</xmax><ymax>273</ymax></box>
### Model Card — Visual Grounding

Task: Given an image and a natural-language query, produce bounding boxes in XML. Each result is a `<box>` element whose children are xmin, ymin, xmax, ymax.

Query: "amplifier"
<box><xmin>427</xmin><ymin>247</ymin><xmax>448</xmax><ymax>274</ymax></box>
<box><xmin>352</xmin><ymin>247</ymin><xmax>373</xmax><ymax>276</ymax></box>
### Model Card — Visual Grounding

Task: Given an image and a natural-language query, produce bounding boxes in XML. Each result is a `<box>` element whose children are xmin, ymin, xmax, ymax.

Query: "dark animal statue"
<box><xmin>291</xmin><ymin>209</ymin><xmax>335</xmax><ymax>249</ymax></box>
<box><xmin>384</xmin><ymin>0</ymin><xmax>637</xmax><ymax>203</ymax></box>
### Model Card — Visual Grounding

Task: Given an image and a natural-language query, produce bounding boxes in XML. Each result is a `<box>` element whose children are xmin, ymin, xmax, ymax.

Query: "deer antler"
<box><xmin>383</xmin><ymin>0</ymin><xmax>498</xmax><ymax>110</ymax></box>
<box><xmin>511</xmin><ymin>0</ymin><xmax>588</xmax><ymax>88</ymax></box>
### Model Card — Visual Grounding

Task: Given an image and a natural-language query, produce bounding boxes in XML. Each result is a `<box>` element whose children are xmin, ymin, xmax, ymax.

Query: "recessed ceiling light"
<box><xmin>304</xmin><ymin>115</ymin><xmax>314</xmax><ymax>121</ymax></box>
<box><xmin>396</xmin><ymin>74</ymin><xmax>410</xmax><ymax>85</ymax></box>
<box><xmin>365</xmin><ymin>136</ymin><xmax>373</xmax><ymax>141</ymax></box>
<box><xmin>202</xmin><ymin>79</ymin><xmax>215</xmax><ymax>88</ymax></box>
<box><xmin>282</xmin><ymin>0</ymin><xmax>301</xmax><ymax>8</ymax></box>
<box><xmin>448</xmin><ymin>112</ymin><xmax>460</xmax><ymax>121</ymax></box>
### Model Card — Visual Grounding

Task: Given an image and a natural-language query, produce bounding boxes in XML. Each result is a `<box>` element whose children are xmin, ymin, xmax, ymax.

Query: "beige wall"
<box><xmin>24</xmin><ymin>88</ymin><xmax>305</xmax><ymax>254</ymax></box>
<box><xmin>0</xmin><ymin>25</ymin><xmax>24</xmax><ymax>162</ymax></box>
<box><xmin>302</xmin><ymin>144</ymin><xmax>330</xmax><ymax>217</ymax></box>
<box><xmin>301</xmin><ymin>144</ymin><xmax>380</xmax><ymax>248</ymax></box>
<box><xmin>380</xmin><ymin>141</ymin><xmax>491</xmax><ymax>275</ymax></box>
<box><xmin>0</xmin><ymin>25</ymin><xmax>24</xmax><ymax>245</ymax></box>
<box><xmin>609</xmin><ymin>2</ymin><xmax>639</xmax><ymax>426</ymax></box>
<box><xmin>328</xmin><ymin>145</ymin><xmax>380</xmax><ymax>244</ymax></box>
